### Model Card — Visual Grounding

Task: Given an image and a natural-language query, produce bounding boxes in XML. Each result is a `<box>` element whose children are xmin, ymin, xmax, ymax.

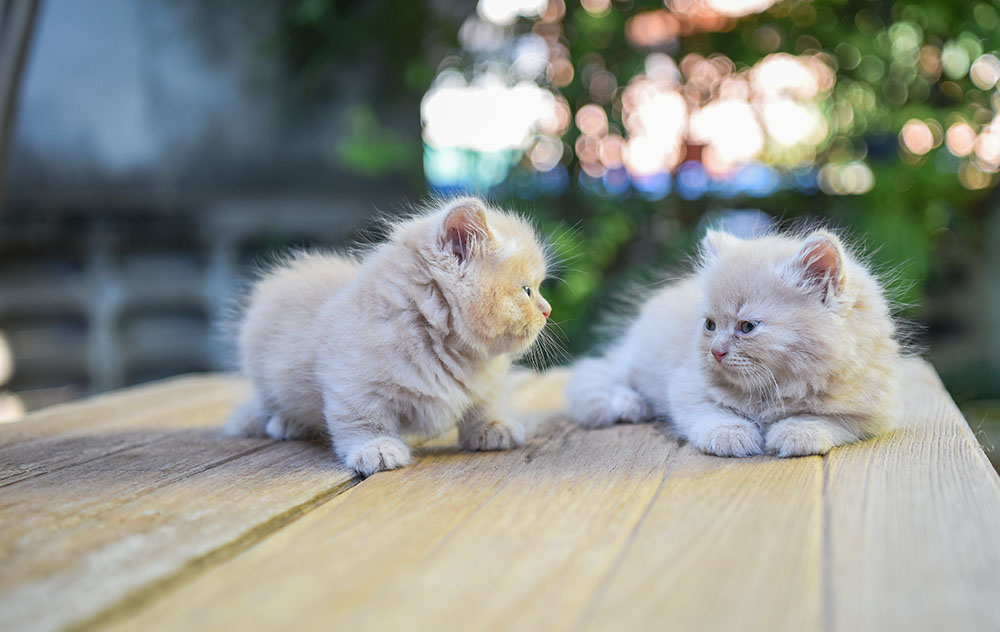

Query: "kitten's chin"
<box><xmin>510</xmin><ymin>333</ymin><xmax>542</xmax><ymax>356</ymax></box>
<box><xmin>709</xmin><ymin>360</ymin><xmax>749</xmax><ymax>386</ymax></box>
<box><xmin>501</xmin><ymin>327</ymin><xmax>544</xmax><ymax>357</ymax></box>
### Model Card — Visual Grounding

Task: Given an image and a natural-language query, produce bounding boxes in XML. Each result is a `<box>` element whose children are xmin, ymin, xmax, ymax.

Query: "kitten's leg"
<box><xmin>764</xmin><ymin>415</ymin><xmax>860</xmax><ymax>457</ymax></box>
<box><xmin>671</xmin><ymin>400</ymin><xmax>764</xmax><ymax>457</ymax></box>
<box><xmin>459</xmin><ymin>403</ymin><xmax>526</xmax><ymax>451</ymax></box>
<box><xmin>264</xmin><ymin>414</ymin><xmax>325</xmax><ymax>441</ymax></box>
<box><xmin>567</xmin><ymin>357</ymin><xmax>649</xmax><ymax>428</ymax></box>
<box><xmin>223</xmin><ymin>394</ymin><xmax>269</xmax><ymax>438</ymax></box>
<box><xmin>324</xmin><ymin>402</ymin><xmax>410</xmax><ymax>476</ymax></box>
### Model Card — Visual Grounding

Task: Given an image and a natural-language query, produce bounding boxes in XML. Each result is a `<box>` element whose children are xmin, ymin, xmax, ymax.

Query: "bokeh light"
<box><xmin>900</xmin><ymin>119</ymin><xmax>934</xmax><ymax>155</ymax></box>
<box><xmin>946</xmin><ymin>122</ymin><xmax>977</xmax><ymax>157</ymax></box>
<box><xmin>420</xmin><ymin>0</ymin><xmax>1000</xmax><ymax>200</ymax></box>
<box><xmin>970</xmin><ymin>54</ymin><xmax>1000</xmax><ymax>90</ymax></box>
<box><xmin>818</xmin><ymin>162</ymin><xmax>875</xmax><ymax>195</ymax></box>
<box><xmin>704</xmin><ymin>0</ymin><xmax>777</xmax><ymax>18</ymax></box>
<box><xmin>478</xmin><ymin>0</ymin><xmax>548</xmax><ymax>26</ymax></box>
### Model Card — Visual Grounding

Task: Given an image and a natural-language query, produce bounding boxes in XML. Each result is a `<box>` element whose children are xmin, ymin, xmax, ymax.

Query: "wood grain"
<box><xmin>584</xmin><ymin>447</ymin><xmax>823</xmax><ymax>631</ymax></box>
<box><xmin>107</xmin><ymin>409</ymin><xmax>678</xmax><ymax>631</ymax></box>
<box><xmin>2</xmin><ymin>361</ymin><xmax>998</xmax><ymax>632</ymax></box>
<box><xmin>0</xmin><ymin>378</ymin><xmax>357</xmax><ymax>632</ymax></box>
<box><xmin>0</xmin><ymin>375</ymin><xmax>247</xmax><ymax>445</ymax></box>
<box><xmin>825</xmin><ymin>359</ymin><xmax>1000</xmax><ymax>632</ymax></box>
<box><xmin>0</xmin><ymin>375</ymin><xmax>248</xmax><ymax>485</ymax></box>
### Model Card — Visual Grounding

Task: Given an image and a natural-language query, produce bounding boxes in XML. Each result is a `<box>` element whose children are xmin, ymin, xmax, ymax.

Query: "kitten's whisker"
<box><xmin>533</xmin><ymin>327</ymin><xmax>571</xmax><ymax>367</ymax></box>
<box><xmin>629</xmin><ymin>275</ymin><xmax>684</xmax><ymax>291</ymax></box>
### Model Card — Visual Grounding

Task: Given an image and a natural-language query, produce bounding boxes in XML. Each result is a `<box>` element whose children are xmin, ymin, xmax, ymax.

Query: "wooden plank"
<box><xmin>103</xmin><ymin>368</ymin><xmax>826</xmax><ymax>632</ymax></box>
<box><xmin>104</xmin><ymin>426</ymin><xmax>675</xmax><ymax>631</ymax></box>
<box><xmin>0</xmin><ymin>376</ymin><xmax>249</xmax><ymax>488</ymax></box>
<box><xmin>99</xmin><ymin>366</ymin><xmax>822</xmax><ymax>632</ymax></box>
<box><xmin>1</xmin><ymin>429</ymin><xmax>175</xmax><ymax>486</ymax></box>
<box><xmin>0</xmin><ymin>374</ymin><xmax>248</xmax><ymax>445</ymax></box>
<box><xmin>584</xmin><ymin>448</ymin><xmax>823</xmax><ymax>631</ymax></box>
<box><xmin>825</xmin><ymin>358</ymin><xmax>1000</xmax><ymax>632</ymax></box>
<box><xmin>0</xmin><ymin>377</ymin><xmax>357</xmax><ymax>632</ymax></box>
<box><xmin>5</xmin><ymin>361</ymin><xmax>997</xmax><ymax>632</ymax></box>
<box><xmin>96</xmin><ymin>371</ymin><xmax>673</xmax><ymax>631</ymax></box>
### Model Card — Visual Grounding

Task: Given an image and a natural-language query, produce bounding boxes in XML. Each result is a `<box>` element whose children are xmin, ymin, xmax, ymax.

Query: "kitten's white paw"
<box><xmin>610</xmin><ymin>386</ymin><xmax>648</xmax><ymax>424</ymax></box>
<box><xmin>265</xmin><ymin>414</ymin><xmax>320</xmax><ymax>441</ymax></box>
<box><xmin>765</xmin><ymin>419</ymin><xmax>835</xmax><ymax>457</ymax></box>
<box><xmin>345</xmin><ymin>437</ymin><xmax>412</xmax><ymax>476</ymax></box>
<box><xmin>265</xmin><ymin>415</ymin><xmax>290</xmax><ymax>440</ymax></box>
<box><xmin>463</xmin><ymin>420</ymin><xmax>526</xmax><ymax>451</ymax></box>
<box><xmin>699</xmin><ymin>421</ymin><xmax>764</xmax><ymax>457</ymax></box>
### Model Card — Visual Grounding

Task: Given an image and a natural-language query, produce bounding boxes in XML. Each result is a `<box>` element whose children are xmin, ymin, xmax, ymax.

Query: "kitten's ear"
<box><xmin>700</xmin><ymin>230</ymin><xmax>740</xmax><ymax>264</ymax></box>
<box><xmin>441</xmin><ymin>200</ymin><xmax>491</xmax><ymax>264</ymax></box>
<box><xmin>791</xmin><ymin>231</ymin><xmax>845</xmax><ymax>301</ymax></box>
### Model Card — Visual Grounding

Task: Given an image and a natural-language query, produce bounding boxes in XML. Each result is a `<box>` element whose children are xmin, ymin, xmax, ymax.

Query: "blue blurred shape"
<box><xmin>735</xmin><ymin>163</ymin><xmax>781</xmax><ymax>197</ymax></box>
<box><xmin>699</xmin><ymin>208</ymin><xmax>775</xmax><ymax>239</ymax></box>
<box><xmin>677</xmin><ymin>161</ymin><xmax>709</xmax><ymax>200</ymax></box>
<box><xmin>632</xmin><ymin>172</ymin><xmax>671</xmax><ymax>200</ymax></box>
<box><xmin>424</xmin><ymin>145</ymin><xmax>470</xmax><ymax>188</ymax></box>
<box><xmin>602</xmin><ymin>167</ymin><xmax>630</xmax><ymax>197</ymax></box>
<box><xmin>793</xmin><ymin>167</ymin><xmax>818</xmax><ymax>193</ymax></box>
<box><xmin>539</xmin><ymin>165</ymin><xmax>570</xmax><ymax>195</ymax></box>
<box><xmin>577</xmin><ymin>170</ymin><xmax>604</xmax><ymax>196</ymax></box>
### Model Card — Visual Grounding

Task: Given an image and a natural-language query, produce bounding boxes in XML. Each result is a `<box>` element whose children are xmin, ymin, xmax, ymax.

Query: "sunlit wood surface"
<box><xmin>1</xmin><ymin>359</ymin><xmax>998</xmax><ymax>632</ymax></box>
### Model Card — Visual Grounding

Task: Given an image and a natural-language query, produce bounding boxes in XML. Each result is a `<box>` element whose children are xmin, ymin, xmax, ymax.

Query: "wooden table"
<box><xmin>2</xmin><ymin>358</ymin><xmax>999</xmax><ymax>631</ymax></box>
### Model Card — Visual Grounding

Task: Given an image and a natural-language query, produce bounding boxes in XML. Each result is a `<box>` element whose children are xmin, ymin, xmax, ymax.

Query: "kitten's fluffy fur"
<box><xmin>226</xmin><ymin>198</ymin><xmax>552</xmax><ymax>475</ymax></box>
<box><xmin>567</xmin><ymin>229</ymin><xmax>900</xmax><ymax>457</ymax></box>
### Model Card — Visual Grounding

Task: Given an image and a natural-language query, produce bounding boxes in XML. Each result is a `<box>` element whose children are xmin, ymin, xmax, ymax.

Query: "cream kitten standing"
<box><xmin>226</xmin><ymin>198</ymin><xmax>552</xmax><ymax>475</ymax></box>
<box><xmin>567</xmin><ymin>229</ymin><xmax>899</xmax><ymax>457</ymax></box>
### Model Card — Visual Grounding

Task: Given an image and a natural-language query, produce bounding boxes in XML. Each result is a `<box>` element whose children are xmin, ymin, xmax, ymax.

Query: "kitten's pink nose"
<box><xmin>712</xmin><ymin>348</ymin><xmax>727</xmax><ymax>363</ymax></box>
<box><xmin>542</xmin><ymin>308</ymin><xmax>551</xmax><ymax>319</ymax></box>
<box><xmin>540</xmin><ymin>297</ymin><xmax>551</xmax><ymax>319</ymax></box>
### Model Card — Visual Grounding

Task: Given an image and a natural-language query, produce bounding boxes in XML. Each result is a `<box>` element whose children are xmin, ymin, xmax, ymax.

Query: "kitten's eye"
<box><xmin>739</xmin><ymin>320</ymin><xmax>759</xmax><ymax>334</ymax></box>
<box><xmin>522</xmin><ymin>286</ymin><xmax>532</xmax><ymax>297</ymax></box>
<box><xmin>705</xmin><ymin>319</ymin><xmax>716</xmax><ymax>331</ymax></box>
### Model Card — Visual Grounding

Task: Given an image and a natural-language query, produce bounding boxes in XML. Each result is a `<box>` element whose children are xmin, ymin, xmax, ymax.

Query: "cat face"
<box><xmin>434</xmin><ymin>199</ymin><xmax>551</xmax><ymax>356</ymax></box>
<box><xmin>697</xmin><ymin>230</ymin><xmax>846</xmax><ymax>393</ymax></box>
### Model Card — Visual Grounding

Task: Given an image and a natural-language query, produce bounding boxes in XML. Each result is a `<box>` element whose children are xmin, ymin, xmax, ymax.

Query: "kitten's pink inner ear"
<box><xmin>442</xmin><ymin>202</ymin><xmax>490</xmax><ymax>263</ymax></box>
<box><xmin>797</xmin><ymin>235</ymin><xmax>844</xmax><ymax>297</ymax></box>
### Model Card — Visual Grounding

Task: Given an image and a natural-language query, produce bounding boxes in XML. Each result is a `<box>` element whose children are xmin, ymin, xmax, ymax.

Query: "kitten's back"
<box><xmin>239</xmin><ymin>252</ymin><xmax>359</xmax><ymax>406</ymax></box>
<box><xmin>241</xmin><ymin>252</ymin><xmax>358</xmax><ymax>340</ymax></box>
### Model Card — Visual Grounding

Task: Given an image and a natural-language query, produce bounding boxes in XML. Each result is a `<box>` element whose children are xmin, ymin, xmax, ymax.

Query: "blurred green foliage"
<box><xmin>338</xmin><ymin>106</ymin><xmax>417</xmax><ymax>177</ymax></box>
<box><xmin>270</xmin><ymin>0</ymin><xmax>1000</xmax><ymax>399</ymax></box>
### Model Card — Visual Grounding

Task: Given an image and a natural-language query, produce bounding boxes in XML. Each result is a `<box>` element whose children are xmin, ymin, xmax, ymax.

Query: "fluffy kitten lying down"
<box><xmin>567</xmin><ymin>229</ymin><xmax>900</xmax><ymax>457</ymax></box>
<box><xmin>226</xmin><ymin>198</ymin><xmax>552</xmax><ymax>475</ymax></box>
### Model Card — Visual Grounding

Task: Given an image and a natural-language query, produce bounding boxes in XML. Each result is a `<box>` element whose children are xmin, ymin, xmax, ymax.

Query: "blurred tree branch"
<box><xmin>0</xmin><ymin>0</ymin><xmax>40</xmax><ymax>213</ymax></box>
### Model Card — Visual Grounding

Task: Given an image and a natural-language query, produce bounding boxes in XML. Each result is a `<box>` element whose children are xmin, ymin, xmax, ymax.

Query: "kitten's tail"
<box><xmin>566</xmin><ymin>357</ymin><xmax>647</xmax><ymax>428</ymax></box>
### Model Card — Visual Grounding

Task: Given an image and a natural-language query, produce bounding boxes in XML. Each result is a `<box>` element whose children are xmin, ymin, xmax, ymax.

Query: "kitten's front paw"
<box><xmin>698</xmin><ymin>421</ymin><xmax>764</xmax><ymax>457</ymax></box>
<box><xmin>765</xmin><ymin>419</ymin><xmax>835</xmax><ymax>457</ymax></box>
<box><xmin>462</xmin><ymin>420</ymin><xmax>526</xmax><ymax>452</ymax></box>
<box><xmin>345</xmin><ymin>437</ymin><xmax>412</xmax><ymax>476</ymax></box>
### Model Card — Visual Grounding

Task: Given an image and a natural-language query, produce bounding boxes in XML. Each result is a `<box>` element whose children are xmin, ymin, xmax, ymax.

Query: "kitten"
<box><xmin>225</xmin><ymin>197</ymin><xmax>552</xmax><ymax>476</ymax></box>
<box><xmin>566</xmin><ymin>229</ymin><xmax>900</xmax><ymax>457</ymax></box>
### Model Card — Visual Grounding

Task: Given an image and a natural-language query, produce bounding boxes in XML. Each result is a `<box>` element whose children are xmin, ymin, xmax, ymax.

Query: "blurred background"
<box><xmin>0</xmin><ymin>0</ymin><xmax>997</xmax><ymax>463</ymax></box>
